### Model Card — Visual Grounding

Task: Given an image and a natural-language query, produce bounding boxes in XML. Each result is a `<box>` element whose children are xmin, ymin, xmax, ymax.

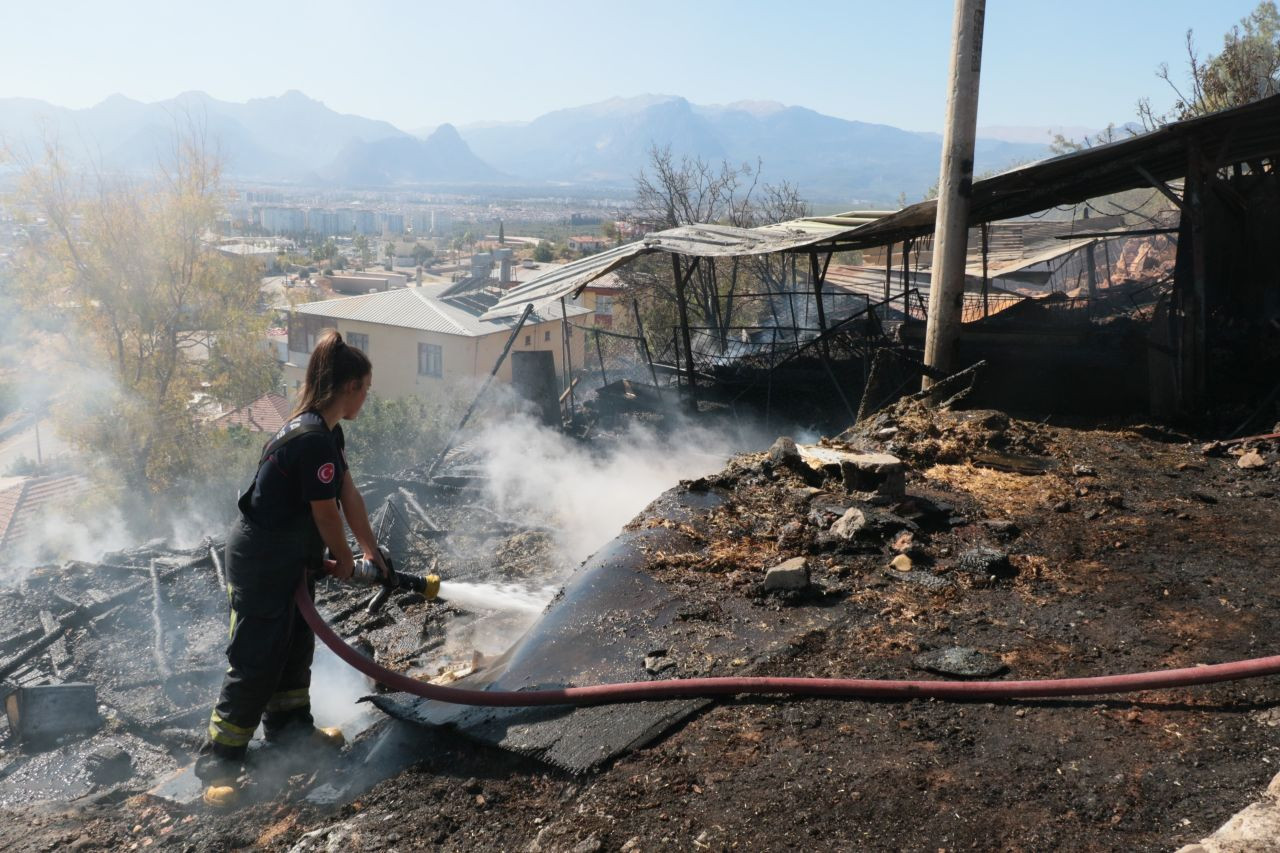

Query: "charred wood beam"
<box><xmin>908</xmin><ymin>359</ymin><xmax>988</xmax><ymax>407</ymax></box>
<box><xmin>671</xmin><ymin>255</ymin><xmax>699</xmax><ymax>401</ymax></box>
<box><xmin>1183</xmin><ymin>142</ymin><xmax>1208</xmax><ymax>413</ymax></box>
<box><xmin>149</xmin><ymin>560</ymin><xmax>172</xmax><ymax>681</ymax></box>
<box><xmin>209</xmin><ymin>543</ymin><xmax>227</xmax><ymax>592</ymax></box>
<box><xmin>38</xmin><ymin>611</ymin><xmax>68</xmax><ymax>678</ymax></box>
<box><xmin>1053</xmin><ymin>228</ymin><xmax>1179</xmax><ymax>239</ymax></box>
<box><xmin>593</xmin><ymin>327</ymin><xmax>608</xmax><ymax>387</ymax></box>
<box><xmin>631</xmin><ymin>298</ymin><xmax>664</xmax><ymax>397</ymax></box>
<box><xmin>1134</xmin><ymin>164</ymin><xmax>1187</xmax><ymax>213</ymax></box>
<box><xmin>0</xmin><ymin>573</ymin><xmax>158</xmax><ymax>683</ymax></box>
<box><xmin>427</xmin><ymin>303</ymin><xmax>534</xmax><ymax>477</ymax></box>
<box><xmin>560</xmin><ymin>297</ymin><xmax>575</xmax><ymax>419</ymax></box>
<box><xmin>0</xmin><ymin>627</ymin><xmax>42</xmax><ymax>657</ymax></box>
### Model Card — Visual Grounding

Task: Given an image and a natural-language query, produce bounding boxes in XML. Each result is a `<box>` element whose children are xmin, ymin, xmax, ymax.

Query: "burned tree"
<box><xmin>625</xmin><ymin>144</ymin><xmax>810</xmax><ymax>354</ymax></box>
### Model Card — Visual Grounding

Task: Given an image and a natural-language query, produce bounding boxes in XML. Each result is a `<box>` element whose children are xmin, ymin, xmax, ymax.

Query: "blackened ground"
<box><xmin>2</xmin><ymin>404</ymin><xmax>1280</xmax><ymax>851</ymax></box>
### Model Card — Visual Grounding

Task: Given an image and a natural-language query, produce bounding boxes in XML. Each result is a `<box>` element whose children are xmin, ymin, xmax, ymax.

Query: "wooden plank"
<box><xmin>38</xmin><ymin>611</ymin><xmax>69</xmax><ymax>677</ymax></box>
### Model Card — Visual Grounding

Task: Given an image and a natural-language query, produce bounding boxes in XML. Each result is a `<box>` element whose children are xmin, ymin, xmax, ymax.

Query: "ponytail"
<box><xmin>292</xmin><ymin>329</ymin><xmax>372</xmax><ymax>417</ymax></box>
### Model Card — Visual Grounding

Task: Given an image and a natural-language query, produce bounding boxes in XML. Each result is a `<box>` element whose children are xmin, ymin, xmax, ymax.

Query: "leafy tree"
<box><xmin>1139</xmin><ymin>1</ymin><xmax>1280</xmax><ymax>127</ymax></box>
<box><xmin>411</xmin><ymin>242</ymin><xmax>434</xmax><ymax>264</ymax></box>
<box><xmin>311</xmin><ymin>237</ymin><xmax>337</xmax><ymax>262</ymax></box>
<box><xmin>10</xmin><ymin>129</ymin><xmax>278</xmax><ymax>530</ymax></box>
<box><xmin>353</xmin><ymin>234</ymin><xmax>371</xmax><ymax>269</ymax></box>
<box><xmin>533</xmin><ymin>240</ymin><xmax>554</xmax><ymax>262</ymax></box>
<box><xmin>342</xmin><ymin>393</ymin><xmax>456</xmax><ymax>476</ymax></box>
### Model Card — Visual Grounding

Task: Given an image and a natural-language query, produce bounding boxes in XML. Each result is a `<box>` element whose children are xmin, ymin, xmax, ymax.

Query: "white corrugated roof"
<box><xmin>293</xmin><ymin>286</ymin><xmax>590</xmax><ymax>338</ymax></box>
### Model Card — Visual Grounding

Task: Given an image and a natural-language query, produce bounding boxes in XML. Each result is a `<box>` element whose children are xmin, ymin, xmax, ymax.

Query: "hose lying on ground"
<box><xmin>297</xmin><ymin>582</ymin><xmax>1280</xmax><ymax>707</ymax></box>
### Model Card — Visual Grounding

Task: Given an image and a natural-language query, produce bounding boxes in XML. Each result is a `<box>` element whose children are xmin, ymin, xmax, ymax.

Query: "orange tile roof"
<box><xmin>211</xmin><ymin>392</ymin><xmax>292</xmax><ymax>434</ymax></box>
<box><xmin>0</xmin><ymin>474</ymin><xmax>91</xmax><ymax>552</ymax></box>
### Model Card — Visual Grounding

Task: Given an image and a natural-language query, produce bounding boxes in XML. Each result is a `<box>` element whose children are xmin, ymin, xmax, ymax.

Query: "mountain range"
<box><xmin>0</xmin><ymin>90</ymin><xmax>1055</xmax><ymax>203</ymax></box>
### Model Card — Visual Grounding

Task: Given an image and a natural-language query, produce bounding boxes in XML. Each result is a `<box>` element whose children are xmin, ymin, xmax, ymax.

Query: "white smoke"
<box><xmin>309</xmin><ymin>643</ymin><xmax>379</xmax><ymax>738</ymax></box>
<box><xmin>5</xmin><ymin>503</ymin><xmax>133</xmax><ymax>573</ymax></box>
<box><xmin>471</xmin><ymin>413</ymin><xmax>774</xmax><ymax>565</ymax></box>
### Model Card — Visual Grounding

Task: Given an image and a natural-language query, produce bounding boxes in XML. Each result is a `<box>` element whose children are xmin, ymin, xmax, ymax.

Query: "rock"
<box><xmin>830</xmin><ymin>508</ymin><xmax>867</xmax><ymax>539</ymax></box>
<box><xmin>980</xmin><ymin>519</ymin><xmax>1020</xmax><ymax>540</ymax></box>
<box><xmin>839</xmin><ymin>453</ymin><xmax>906</xmax><ymax>500</ymax></box>
<box><xmin>1052</xmin><ymin>500</ymin><xmax>1072</xmax><ymax>513</ymax></box>
<box><xmin>889</xmin><ymin>554</ymin><xmax>913</xmax><ymax>572</ymax></box>
<box><xmin>1072</xmin><ymin>464</ymin><xmax>1098</xmax><ymax>477</ymax></box>
<box><xmin>571</xmin><ymin>834</ymin><xmax>602</xmax><ymax>853</ymax></box>
<box><xmin>890</xmin><ymin>531</ymin><xmax>915</xmax><ymax>554</ymax></box>
<box><xmin>85</xmin><ymin>745</ymin><xmax>132</xmax><ymax>786</ymax></box>
<box><xmin>914</xmin><ymin>647</ymin><xmax>1007</xmax><ymax>678</ymax></box>
<box><xmin>875</xmin><ymin>427</ymin><xmax>899</xmax><ymax>440</ymax></box>
<box><xmin>396</xmin><ymin>592</ymin><xmax>427</xmax><ymax>607</ymax></box>
<box><xmin>767</xmin><ymin>437</ymin><xmax>800</xmax><ymax>465</ymax></box>
<box><xmin>1189</xmin><ymin>489</ymin><xmax>1218</xmax><ymax>504</ymax></box>
<box><xmin>887</xmin><ymin>570</ymin><xmax>954</xmax><ymax>591</ymax></box>
<box><xmin>955</xmin><ymin>547</ymin><xmax>1015</xmax><ymax>579</ymax></box>
<box><xmin>764</xmin><ymin>557</ymin><xmax>809</xmax><ymax>591</ymax></box>
<box><xmin>1238</xmin><ymin>450</ymin><xmax>1267</xmax><ymax>469</ymax></box>
<box><xmin>1175</xmin><ymin>768</ymin><xmax>1280</xmax><ymax>853</ymax></box>
<box><xmin>775</xmin><ymin>520</ymin><xmax>807</xmax><ymax>550</ymax></box>
<box><xmin>644</xmin><ymin>650</ymin><xmax>676</xmax><ymax>675</ymax></box>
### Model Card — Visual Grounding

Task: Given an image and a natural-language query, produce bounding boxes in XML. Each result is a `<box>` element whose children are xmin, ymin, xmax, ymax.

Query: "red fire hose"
<box><xmin>297</xmin><ymin>583</ymin><xmax>1280</xmax><ymax>707</ymax></box>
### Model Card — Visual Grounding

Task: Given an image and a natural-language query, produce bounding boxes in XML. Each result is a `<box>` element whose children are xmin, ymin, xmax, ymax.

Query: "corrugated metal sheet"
<box><xmin>482</xmin><ymin>218</ymin><xmax>877</xmax><ymax>318</ymax></box>
<box><xmin>484</xmin><ymin>93</ymin><xmax>1280</xmax><ymax>319</ymax></box>
<box><xmin>295</xmin><ymin>286</ymin><xmax>589</xmax><ymax>337</ymax></box>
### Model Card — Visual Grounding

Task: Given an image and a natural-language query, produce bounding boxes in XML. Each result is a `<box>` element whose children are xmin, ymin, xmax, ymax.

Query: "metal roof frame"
<box><xmin>485</xmin><ymin>93</ymin><xmax>1280</xmax><ymax>319</ymax></box>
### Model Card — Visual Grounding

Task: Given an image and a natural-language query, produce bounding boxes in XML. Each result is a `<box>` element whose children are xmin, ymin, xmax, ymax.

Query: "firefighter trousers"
<box><xmin>196</xmin><ymin>514</ymin><xmax>320</xmax><ymax>780</ymax></box>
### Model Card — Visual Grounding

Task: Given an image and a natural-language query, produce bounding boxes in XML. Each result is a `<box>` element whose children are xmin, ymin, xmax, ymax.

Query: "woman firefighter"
<box><xmin>196</xmin><ymin>330</ymin><xmax>388</xmax><ymax>808</ymax></box>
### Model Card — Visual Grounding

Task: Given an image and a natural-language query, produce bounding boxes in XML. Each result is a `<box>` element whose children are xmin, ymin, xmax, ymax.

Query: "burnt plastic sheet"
<box><xmin>370</xmin><ymin>488</ymin><xmax>837</xmax><ymax>774</ymax></box>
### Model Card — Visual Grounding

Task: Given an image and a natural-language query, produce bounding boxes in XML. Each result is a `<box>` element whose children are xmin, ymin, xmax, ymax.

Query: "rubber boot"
<box><xmin>202</xmin><ymin>775</ymin><xmax>241</xmax><ymax>810</ymax></box>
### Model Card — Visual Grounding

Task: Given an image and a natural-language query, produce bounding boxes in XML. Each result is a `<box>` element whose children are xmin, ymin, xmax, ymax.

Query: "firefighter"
<box><xmin>197</xmin><ymin>329</ymin><xmax>387</xmax><ymax>809</ymax></box>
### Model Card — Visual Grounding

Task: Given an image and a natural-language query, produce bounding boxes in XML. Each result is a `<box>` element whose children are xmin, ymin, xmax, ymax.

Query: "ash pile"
<box><xmin>0</xmin><ymin>453</ymin><xmax>570</xmax><ymax>810</ymax></box>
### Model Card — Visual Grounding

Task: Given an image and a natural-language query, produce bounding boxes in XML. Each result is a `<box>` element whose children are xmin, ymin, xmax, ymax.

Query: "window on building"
<box><xmin>294</xmin><ymin>315</ymin><xmax>337</xmax><ymax>353</ymax></box>
<box><xmin>595</xmin><ymin>295</ymin><xmax>613</xmax><ymax>316</ymax></box>
<box><xmin>525</xmin><ymin>335</ymin><xmax>531</xmax><ymax>346</ymax></box>
<box><xmin>418</xmin><ymin>343</ymin><xmax>443</xmax><ymax>377</ymax></box>
<box><xmin>347</xmin><ymin>332</ymin><xmax>369</xmax><ymax>354</ymax></box>
<box><xmin>544</xmin><ymin>330</ymin><xmax>551</xmax><ymax>342</ymax></box>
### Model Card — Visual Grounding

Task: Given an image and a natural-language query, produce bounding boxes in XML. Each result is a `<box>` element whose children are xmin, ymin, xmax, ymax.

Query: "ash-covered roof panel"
<box><xmin>295</xmin><ymin>286</ymin><xmax>589</xmax><ymax>337</ymax></box>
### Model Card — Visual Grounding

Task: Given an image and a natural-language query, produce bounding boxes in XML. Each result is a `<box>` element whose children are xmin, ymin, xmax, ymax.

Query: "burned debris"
<box><xmin>0</xmin><ymin>92</ymin><xmax>1278</xmax><ymax>853</ymax></box>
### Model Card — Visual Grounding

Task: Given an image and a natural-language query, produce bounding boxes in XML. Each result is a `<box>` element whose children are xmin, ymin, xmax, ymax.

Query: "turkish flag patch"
<box><xmin>317</xmin><ymin>462</ymin><xmax>336</xmax><ymax>484</ymax></box>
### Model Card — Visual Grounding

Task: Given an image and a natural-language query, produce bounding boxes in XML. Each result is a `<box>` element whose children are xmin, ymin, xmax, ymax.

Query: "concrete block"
<box><xmin>5</xmin><ymin>683</ymin><xmax>100</xmax><ymax>743</ymax></box>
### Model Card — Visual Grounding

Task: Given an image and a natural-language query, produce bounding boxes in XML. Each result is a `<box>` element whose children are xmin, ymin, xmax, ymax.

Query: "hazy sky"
<box><xmin>2</xmin><ymin>0</ymin><xmax>1268</xmax><ymax>132</ymax></box>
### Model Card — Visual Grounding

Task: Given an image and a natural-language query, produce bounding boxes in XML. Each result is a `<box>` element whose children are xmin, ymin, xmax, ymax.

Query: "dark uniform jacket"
<box><xmin>228</xmin><ymin>412</ymin><xmax>349</xmax><ymax>617</ymax></box>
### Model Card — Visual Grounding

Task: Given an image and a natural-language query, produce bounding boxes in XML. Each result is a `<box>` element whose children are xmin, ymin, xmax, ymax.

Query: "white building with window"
<box><xmin>283</xmin><ymin>283</ymin><xmax>591</xmax><ymax>400</ymax></box>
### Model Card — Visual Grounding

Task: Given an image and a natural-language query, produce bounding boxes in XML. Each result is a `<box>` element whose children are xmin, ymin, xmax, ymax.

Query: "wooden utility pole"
<box><xmin>1083</xmin><ymin>208</ymin><xmax>1098</xmax><ymax>302</ymax></box>
<box><xmin>922</xmin><ymin>0</ymin><xmax>986</xmax><ymax>388</ymax></box>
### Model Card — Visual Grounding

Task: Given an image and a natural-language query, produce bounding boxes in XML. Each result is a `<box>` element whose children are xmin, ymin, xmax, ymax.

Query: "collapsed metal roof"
<box><xmin>484</xmin><ymin>92</ymin><xmax>1280</xmax><ymax>319</ymax></box>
